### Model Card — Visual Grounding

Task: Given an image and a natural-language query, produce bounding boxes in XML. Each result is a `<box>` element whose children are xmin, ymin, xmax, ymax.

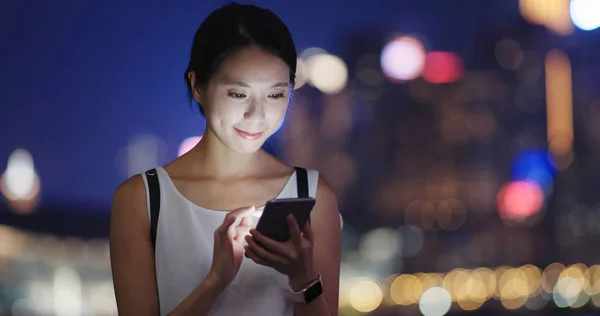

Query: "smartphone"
<box><xmin>255</xmin><ymin>197</ymin><xmax>316</xmax><ymax>242</ymax></box>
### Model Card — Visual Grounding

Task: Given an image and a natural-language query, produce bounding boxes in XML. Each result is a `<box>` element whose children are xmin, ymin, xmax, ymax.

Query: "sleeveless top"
<box><xmin>141</xmin><ymin>166</ymin><xmax>319</xmax><ymax>316</ymax></box>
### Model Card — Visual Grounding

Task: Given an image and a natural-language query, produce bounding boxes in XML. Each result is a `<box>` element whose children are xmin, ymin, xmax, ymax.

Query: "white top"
<box><xmin>141</xmin><ymin>166</ymin><xmax>319</xmax><ymax>316</ymax></box>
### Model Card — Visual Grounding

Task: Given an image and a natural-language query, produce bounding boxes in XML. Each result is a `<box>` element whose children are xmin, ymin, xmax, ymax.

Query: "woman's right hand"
<box><xmin>207</xmin><ymin>205</ymin><xmax>256</xmax><ymax>290</ymax></box>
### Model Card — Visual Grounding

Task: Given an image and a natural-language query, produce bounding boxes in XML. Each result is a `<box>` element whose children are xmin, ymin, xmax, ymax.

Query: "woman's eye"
<box><xmin>228</xmin><ymin>92</ymin><xmax>246</xmax><ymax>99</ymax></box>
<box><xmin>269</xmin><ymin>93</ymin><xmax>285</xmax><ymax>99</ymax></box>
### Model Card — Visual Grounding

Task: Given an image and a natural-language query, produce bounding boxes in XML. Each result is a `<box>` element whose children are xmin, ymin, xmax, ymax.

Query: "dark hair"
<box><xmin>184</xmin><ymin>2</ymin><xmax>297</xmax><ymax>115</ymax></box>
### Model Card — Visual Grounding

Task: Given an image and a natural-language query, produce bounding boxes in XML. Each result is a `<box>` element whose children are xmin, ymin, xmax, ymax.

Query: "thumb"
<box><xmin>225</xmin><ymin>206</ymin><xmax>255</xmax><ymax>239</ymax></box>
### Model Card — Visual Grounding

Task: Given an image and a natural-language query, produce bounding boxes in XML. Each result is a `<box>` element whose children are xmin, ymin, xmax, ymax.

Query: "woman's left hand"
<box><xmin>244</xmin><ymin>214</ymin><xmax>317</xmax><ymax>289</ymax></box>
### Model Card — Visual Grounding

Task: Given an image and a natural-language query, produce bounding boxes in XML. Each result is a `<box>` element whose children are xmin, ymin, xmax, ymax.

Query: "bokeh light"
<box><xmin>511</xmin><ymin>149</ymin><xmax>556</xmax><ymax>196</ymax></box>
<box><xmin>294</xmin><ymin>58</ymin><xmax>309</xmax><ymax>89</ymax></box>
<box><xmin>419</xmin><ymin>287</ymin><xmax>452</xmax><ymax>316</ymax></box>
<box><xmin>359</xmin><ymin>228</ymin><xmax>402</xmax><ymax>263</ymax></box>
<box><xmin>390</xmin><ymin>274</ymin><xmax>422</xmax><ymax>305</ymax></box>
<box><xmin>495</xmin><ymin>38</ymin><xmax>524</xmax><ymax>70</ymax></box>
<box><xmin>178</xmin><ymin>136</ymin><xmax>203</xmax><ymax>157</ymax></box>
<box><xmin>53</xmin><ymin>266</ymin><xmax>82</xmax><ymax>316</ymax></box>
<box><xmin>299</xmin><ymin>47</ymin><xmax>328</xmax><ymax>61</ymax></box>
<box><xmin>306</xmin><ymin>53</ymin><xmax>348</xmax><ymax>94</ymax></box>
<box><xmin>570</xmin><ymin>0</ymin><xmax>600</xmax><ymax>31</ymax></box>
<box><xmin>0</xmin><ymin>148</ymin><xmax>41</xmax><ymax>214</ymax></box>
<box><xmin>380</xmin><ymin>36</ymin><xmax>426</xmax><ymax>81</ymax></box>
<box><xmin>496</xmin><ymin>180</ymin><xmax>544</xmax><ymax>221</ymax></box>
<box><xmin>545</xmin><ymin>49</ymin><xmax>574</xmax><ymax>170</ymax></box>
<box><xmin>422</xmin><ymin>51</ymin><xmax>464</xmax><ymax>84</ymax></box>
<box><xmin>116</xmin><ymin>133</ymin><xmax>167</xmax><ymax>178</ymax></box>
<box><xmin>519</xmin><ymin>0</ymin><xmax>574</xmax><ymax>35</ymax></box>
<box><xmin>349</xmin><ymin>278</ymin><xmax>383</xmax><ymax>313</ymax></box>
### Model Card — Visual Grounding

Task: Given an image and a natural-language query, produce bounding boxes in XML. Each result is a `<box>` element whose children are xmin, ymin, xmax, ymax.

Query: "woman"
<box><xmin>109</xmin><ymin>3</ymin><xmax>341</xmax><ymax>316</ymax></box>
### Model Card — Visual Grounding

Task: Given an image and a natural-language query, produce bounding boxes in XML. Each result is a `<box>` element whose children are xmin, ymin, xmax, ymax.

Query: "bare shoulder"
<box><xmin>315</xmin><ymin>173</ymin><xmax>338</xmax><ymax>211</ymax></box>
<box><xmin>312</xmin><ymin>173</ymin><xmax>340</xmax><ymax>231</ymax></box>
<box><xmin>111</xmin><ymin>174</ymin><xmax>148</xmax><ymax>225</ymax></box>
<box><xmin>110</xmin><ymin>174</ymin><xmax>160</xmax><ymax>314</ymax></box>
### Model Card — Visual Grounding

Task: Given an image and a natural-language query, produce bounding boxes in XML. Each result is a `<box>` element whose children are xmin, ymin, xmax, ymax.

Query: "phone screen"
<box><xmin>255</xmin><ymin>197</ymin><xmax>316</xmax><ymax>242</ymax></box>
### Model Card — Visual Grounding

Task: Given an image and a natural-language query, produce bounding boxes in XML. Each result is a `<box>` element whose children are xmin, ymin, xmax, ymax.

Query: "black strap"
<box><xmin>294</xmin><ymin>167</ymin><xmax>309</xmax><ymax>198</ymax></box>
<box><xmin>145</xmin><ymin>168</ymin><xmax>161</xmax><ymax>251</ymax></box>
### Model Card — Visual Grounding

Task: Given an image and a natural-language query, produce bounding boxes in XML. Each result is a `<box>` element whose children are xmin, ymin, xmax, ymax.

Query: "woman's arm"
<box><xmin>292</xmin><ymin>175</ymin><xmax>342</xmax><ymax>316</ymax></box>
<box><xmin>109</xmin><ymin>175</ymin><xmax>224</xmax><ymax>316</ymax></box>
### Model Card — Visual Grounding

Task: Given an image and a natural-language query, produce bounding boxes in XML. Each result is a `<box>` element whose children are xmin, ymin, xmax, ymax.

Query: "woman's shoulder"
<box><xmin>113</xmin><ymin>172</ymin><xmax>146</xmax><ymax>202</ymax></box>
<box><xmin>110</xmin><ymin>173</ymin><xmax>150</xmax><ymax>233</ymax></box>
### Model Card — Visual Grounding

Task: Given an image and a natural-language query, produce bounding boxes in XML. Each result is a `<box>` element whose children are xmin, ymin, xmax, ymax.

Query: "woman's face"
<box><xmin>193</xmin><ymin>45</ymin><xmax>292</xmax><ymax>154</ymax></box>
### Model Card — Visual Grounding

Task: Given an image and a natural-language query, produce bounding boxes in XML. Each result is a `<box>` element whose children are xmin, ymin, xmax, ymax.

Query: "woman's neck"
<box><xmin>188</xmin><ymin>128</ymin><xmax>266</xmax><ymax>180</ymax></box>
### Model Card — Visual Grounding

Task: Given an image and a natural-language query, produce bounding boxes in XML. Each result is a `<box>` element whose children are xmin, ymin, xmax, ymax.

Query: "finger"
<box><xmin>240</xmin><ymin>215</ymin><xmax>253</xmax><ymax>227</ymax></box>
<box><xmin>287</xmin><ymin>214</ymin><xmax>303</xmax><ymax>247</ymax></box>
<box><xmin>303</xmin><ymin>220</ymin><xmax>315</xmax><ymax>243</ymax></box>
<box><xmin>223</xmin><ymin>206</ymin><xmax>255</xmax><ymax>239</ymax></box>
<box><xmin>244</xmin><ymin>246</ymin><xmax>267</xmax><ymax>265</ymax></box>
<box><xmin>250</xmin><ymin>229</ymin><xmax>296</xmax><ymax>259</ymax></box>
<box><xmin>217</xmin><ymin>215</ymin><xmax>236</xmax><ymax>235</ymax></box>
<box><xmin>226</xmin><ymin>218</ymin><xmax>237</xmax><ymax>239</ymax></box>
<box><xmin>234</xmin><ymin>225</ymin><xmax>252</xmax><ymax>240</ymax></box>
<box><xmin>245</xmin><ymin>235</ymin><xmax>289</xmax><ymax>266</ymax></box>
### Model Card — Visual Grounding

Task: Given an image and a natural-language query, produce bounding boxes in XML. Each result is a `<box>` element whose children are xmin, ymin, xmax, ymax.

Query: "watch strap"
<box><xmin>289</xmin><ymin>274</ymin><xmax>323</xmax><ymax>304</ymax></box>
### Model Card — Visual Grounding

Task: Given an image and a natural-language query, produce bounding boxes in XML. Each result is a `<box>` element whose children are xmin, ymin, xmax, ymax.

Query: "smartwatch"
<box><xmin>289</xmin><ymin>274</ymin><xmax>323</xmax><ymax>304</ymax></box>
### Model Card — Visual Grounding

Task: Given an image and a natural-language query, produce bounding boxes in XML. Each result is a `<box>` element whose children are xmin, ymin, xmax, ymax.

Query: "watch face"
<box><xmin>304</xmin><ymin>280</ymin><xmax>323</xmax><ymax>303</ymax></box>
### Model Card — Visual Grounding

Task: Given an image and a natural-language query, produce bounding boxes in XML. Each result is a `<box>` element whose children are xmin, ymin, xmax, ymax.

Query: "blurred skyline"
<box><xmin>0</xmin><ymin>0</ymin><xmax>540</xmax><ymax>208</ymax></box>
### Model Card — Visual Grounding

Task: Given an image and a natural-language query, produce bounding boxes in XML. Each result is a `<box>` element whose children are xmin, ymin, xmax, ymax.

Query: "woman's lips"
<box><xmin>234</xmin><ymin>128</ymin><xmax>264</xmax><ymax>140</ymax></box>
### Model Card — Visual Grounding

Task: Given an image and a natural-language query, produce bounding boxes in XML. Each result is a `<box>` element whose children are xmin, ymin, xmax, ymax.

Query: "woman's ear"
<box><xmin>187</xmin><ymin>71</ymin><xmax>205</xmax><ymax>105</ymax></box>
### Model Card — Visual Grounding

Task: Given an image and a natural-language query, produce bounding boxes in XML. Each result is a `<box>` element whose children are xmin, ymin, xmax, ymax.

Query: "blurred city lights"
<box><xmin>3</xmin><ymin>222</ymin><xmax>600</xmax><ymax>315</ymax></box>
<box><xmin>116</xmin><ymin>133</ymin><xmax>166</xmax><ymax>178</ymax></box>
<box><xmin>404</xmin><ymin>199</ymin><xmax>467</xmax><ymax>232</ymax></box>
<box><xmin>336</xmin><ymin>263</ymin><xmax>600</xmax><ymax>312</ymax></box>
<box><xmin>496</xmin><ymin>180</ymin><xmax>544</xmax><ymax>221</ymax></box>
<box><xmin>0</xmin><ymin>148</ymin><xmax>41</xmax><ymax>214</ymax></box>
<box><xmin>545</xmin><ymin>49</ymin><xmax>574</xmax><ymax>170</ymax></box>
<box><xmin>570</xmin><ymin>0</ymin><xmax>600</xmax><ymax>31</ymax></box>
<box><xmin>358</xmin><ymin>228</ymin><xmax>402</xmax><ymax>263</ymax></box>
<box><xmin>380</xmin><ymin>36</ymin><xmax>426</xmax><ymax>81</ymax></box>
<box><xmin>53</xmin><ymin>266</ymin><xmax>82</xmax><ymax>316</ymax></box>
<box><xmin>422</xmin><ymin>51</ymin><xmax>464</xmax><ymax>84</ymax></box>
<box><xmin>397</xmin><ymin>225</ymin><xmax>424</xmax><ymax>257</ymax></box>
<box><xmin>435</xmin><ymin>199</ymin><xmax>467</xmax><ymax>231</ymax></box>
<box><xmin>495</xmin><ymin>38</ymin><xmax>524</xmax><ymax>70</ymax></box>
<box><xmin>306</xmin><ymin>53</ymin><xmax>348</xmax><ymax>94</ymax></box>
<box><xmin>390</xmin><ymin>274</ymin><xmax>422</xmax><ymax>305</ymax></box>
<box><xmin>511</xmin><ymin>149</ymin><xmax>556</xmax><ymax>196</ymax></box>
<box><xmin>299</xmin><ymin>47</ymin><xmax>328</xmax><ymax>61</ymax></box>
<box><xmin>519</xmin><ymin>0</ymin><xmax>574</xmax><ymax>35</ymax></box>
<box><xmin>178</xmin><ymin>135</ymin><xmax>203</xmax><ymax>157</ymax></box>
<box><xmin>348</xmin><ymin>278</ymin><xmax>383</xmax><ymax>312</ymax></box>
<box><xmin>294</xmin><ymin>58</ymin><xmax>308</xmax><ymax>89</ymax></box>
<box><xmin>419</xmin><ymin>287</ymin><xmax>452</xmax><ymax>316</ymax></box>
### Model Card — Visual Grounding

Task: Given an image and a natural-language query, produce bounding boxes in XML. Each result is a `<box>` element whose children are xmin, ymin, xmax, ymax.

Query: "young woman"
<box><xmin>109</xmin><ymin>3</ymin><xmax>341</xmax><ymax>316</ymax></box>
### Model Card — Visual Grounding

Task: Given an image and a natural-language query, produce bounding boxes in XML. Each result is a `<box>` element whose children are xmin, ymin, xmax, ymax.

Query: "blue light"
<box><xmin>511</xmin><ymin>149</ymin><xmax>556</xmax><ymax>196</ymax></box>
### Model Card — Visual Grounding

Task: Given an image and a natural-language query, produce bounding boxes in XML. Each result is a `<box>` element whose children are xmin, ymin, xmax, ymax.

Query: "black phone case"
<box><xmin>255</xmin><ymin>197</ymin><xmax>316</xmax><ymax>242</ymax></box>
